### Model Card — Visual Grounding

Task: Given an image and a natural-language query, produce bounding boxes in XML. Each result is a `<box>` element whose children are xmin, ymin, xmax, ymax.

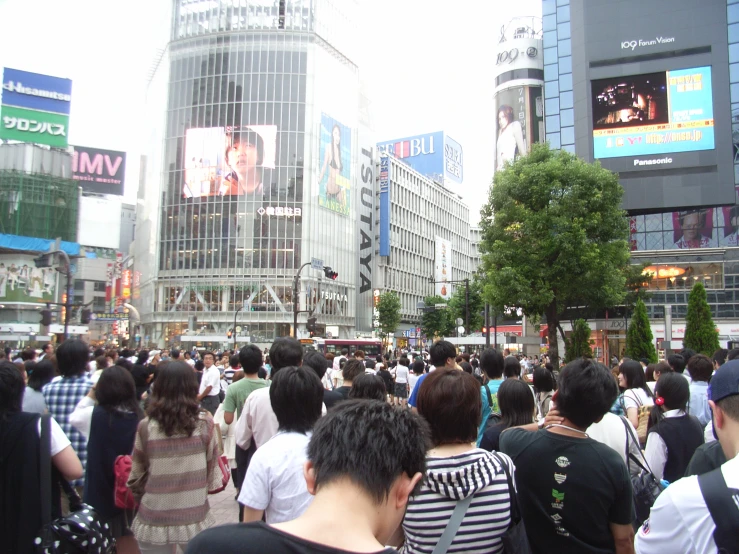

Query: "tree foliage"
<box><xmin>376</xmin><ymin>291</ymin><xmax>401</xmax><ymax>341</ymax></box>
<box><xmin>447</xmin><ymin>277</ymin><xmax>485</xmax><ymax>334</ymax></box>
<box><xmin>479</xmin><ymin>143</ymin><xmax>631</xmax><ymax>367</ymax></box>
<box><xmin>421</xmin><ymin>295</ymin><xmax>454</xmax><ymax>340</ymax></box>
<box><xmin>683</xmin><ymin>282</ymin><xmax>720</xmax><ymax>356</ymax></box>
<box><xmin>625</xmin><ymin>298</ymin><xmax>657</xmax><ymax>363</ymax></box>
<box><xmin>564</xmin><ymin>319</ymin><xmax>593</xmax><ymax>363</ymax></box>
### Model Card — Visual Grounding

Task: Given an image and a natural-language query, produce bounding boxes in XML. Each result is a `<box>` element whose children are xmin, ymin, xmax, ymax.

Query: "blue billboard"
<box><xmin>1</xmin><ymin>68</ymin><xmax>72</xmax><ymax>115</ymax></box>
<box><xmin>379</xmin><ymin>155</ymin><xmax>391</xmax><ymax>256</ymax></box>
<box><xmin>377</xmin><ymin>131</ymin><xmax>463</xmax><ymax>185</ymax></box>
<box><xmin>592</xmin><ymin>66</ymin><xmax>714</xmax><ymax>159</ymax></box>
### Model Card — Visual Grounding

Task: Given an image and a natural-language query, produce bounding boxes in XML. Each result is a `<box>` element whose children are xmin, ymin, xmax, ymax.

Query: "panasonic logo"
<box><xmin>634</xmin><ymin>158</ymin><xmax>673</xmax><ymax>166</ymax></box>
<box><xmin>1</xmin><ymin>80</ymin><xmax>71</xmax><ymax>102</ymax></box>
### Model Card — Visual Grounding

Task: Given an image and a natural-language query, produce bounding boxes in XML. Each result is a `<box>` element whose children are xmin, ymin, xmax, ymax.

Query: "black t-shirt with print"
<box><xmin>185</xmin><ymin>522</ymin><xmax>397</xmax><ymax>554</ymax></box>
<box><xmin>500</xmin><ymin>428</ymin><xmax>633</xmax><ymax>554</ymax></box>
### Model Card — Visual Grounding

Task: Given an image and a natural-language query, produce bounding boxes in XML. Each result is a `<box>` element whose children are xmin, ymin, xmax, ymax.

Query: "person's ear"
<box><xmin>709</xmin><ymin>400</ymin><xmax>724</xmax><ymax>431</ymax></box>
<box><xmin>303</xmin><ymin>461</ymin><xmax>318</xmax><ymax>496</ymax></box>
<box><xmin>394</xmin><ymin>472</ymin><xmax>423</xmax><ymax>510</ymax></box>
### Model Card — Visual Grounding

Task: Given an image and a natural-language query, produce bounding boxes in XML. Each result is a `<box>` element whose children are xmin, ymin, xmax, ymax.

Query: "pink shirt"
<box><xmin>235</xmin><ymin>387</ymin><xmax>278</xmax><ymax>451</ymax></box>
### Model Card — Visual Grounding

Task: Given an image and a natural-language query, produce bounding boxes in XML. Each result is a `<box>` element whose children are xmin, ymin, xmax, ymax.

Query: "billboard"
<box><xmin>72</xmin><ymin>146</ymin><xmax>126</xmax><ymax>195</ymax></box>
<box><xmin>78</xmin><ymin>196</ymin><xmax>122</xmax><ymax>250</ymax></box>
<box><xmin>494</xmin><ymin>85</ymin><xmax>543</xmax><ymax>171</ymax></box>
<box><xmin>434</xmin><ymin>236</ymin><xmax>452</xmax><ymax>299</ymax></box>
<box><xmin>377</xmin><ymin>131</ymin><xmax>463</xmax><ymax>185</ymax></box>
<box><xmin>0</xmin><ymin>254</ymin><xmax>57</xmax><ymax>303</ymax></box>
<box><xmin>0</xmin><ymin>68</ymin><xmax>72</xmax><ymax>148</ymax></box>
<box><xmin>379</xmin><ymin>155</ymin><xmax>390</xmax><ymax>256</ymax></box>
<box><xmin>592</xmin><ymin>66</ymin><xmax>715</xmax><ymax>159</ymax></box>
<box><xmin>182</xmin><ymin>125</ymin><xmax>277</xmax><ymax>198</ymax></box>
<box><xmin>318</xmin><ymin>114</ymin><xmax>352</xmax><ymax>216</ymax></box>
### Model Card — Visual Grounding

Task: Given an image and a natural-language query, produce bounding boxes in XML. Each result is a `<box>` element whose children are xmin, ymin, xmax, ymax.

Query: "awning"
<box><xmin>0</xmin><ymin>233</ymin><xmax>80</xmax><ymax>256</ymax></box>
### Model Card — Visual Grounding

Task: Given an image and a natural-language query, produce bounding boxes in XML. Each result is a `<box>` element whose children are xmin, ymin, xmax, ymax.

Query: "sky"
<box><xmin>0</xmin><ymin>0</ymin><xmax>541</xmax><ymax>222</ymax></box>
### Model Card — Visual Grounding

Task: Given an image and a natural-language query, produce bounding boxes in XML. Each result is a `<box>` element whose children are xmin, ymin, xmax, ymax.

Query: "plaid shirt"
<box><xmin>43</xmin><ymin>374</ymin><xmax>93</xmax><ymax>488</ymax></box>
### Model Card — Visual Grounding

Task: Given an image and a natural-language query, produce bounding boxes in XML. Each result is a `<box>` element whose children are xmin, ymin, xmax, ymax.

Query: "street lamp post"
<box><xmin>233</xmin><ymin>304</ymin><xmax>244</xmax><ymax>350</ymax></box>
<box><xmin>293</xmin><ymin>262</ymin><xmax>311</xmax><ymax>338</ymax></box>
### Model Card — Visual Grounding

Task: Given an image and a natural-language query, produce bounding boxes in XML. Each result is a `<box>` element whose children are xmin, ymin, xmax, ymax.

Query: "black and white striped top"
<box><xmin>401</xmin><ymin>449</ymin><xmax>514</xmax><ymax>554</ymax></box>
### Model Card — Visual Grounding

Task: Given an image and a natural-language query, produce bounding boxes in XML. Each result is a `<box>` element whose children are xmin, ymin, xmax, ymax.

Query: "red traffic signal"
<box><xmin>323</xmin><ymin>267</ymin><xmax>338</xmax><ymax>280</ymax></box>
<box><xmin>227</xmin><ymin>329</ymin><xmax>233</xmax><ymax>339</ymax></box>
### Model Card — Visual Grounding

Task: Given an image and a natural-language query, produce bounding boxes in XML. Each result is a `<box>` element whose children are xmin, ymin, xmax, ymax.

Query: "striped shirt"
<box><xmin>402</xmin><ymin>449</ymin><xmax>514</xmax><ymax>554</ymax></box>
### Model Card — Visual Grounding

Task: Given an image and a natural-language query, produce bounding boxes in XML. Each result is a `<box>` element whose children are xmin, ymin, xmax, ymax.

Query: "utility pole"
<box><xmin>464</xmin><ymin>278</ymin><xmax>470</xmax><ymax>335</ymax></box>
<box><xmin>484</xmin><ymin>303</ymin><xmax>490</xmax><ymax>348</ymax></box>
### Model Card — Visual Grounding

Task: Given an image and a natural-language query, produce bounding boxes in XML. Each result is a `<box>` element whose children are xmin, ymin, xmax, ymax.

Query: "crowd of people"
<box><xmin>1</xmin><ymin>338</ymin><xmax>737</xmax><ymax>553</ymax></box>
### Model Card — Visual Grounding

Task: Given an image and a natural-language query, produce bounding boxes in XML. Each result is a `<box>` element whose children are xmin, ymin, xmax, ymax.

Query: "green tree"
<box><xmin>479</xmin><ymin>143</ymin><xmax>631</xmax><ymax>367</ymax></box>
<box><xmin>625</xmin><ymin>298</ymin><xmax>657</xmax><ymax>363</ymax></box>
<box><xmin>564</xmin><ymin>319</ymin><xmax>593</xmax><ymax>363</ymax></box>
<box><xmin>683</xmin><ymin>281</ymin><xmax>720</xmax><ymax>356</ymax></box>
<box><xmin>376</xmin><ymin>291</ymin><xmax>401</xmax><ymax>342</ymax></box>
<box><xmin>447</xmin><ymin>277</ymin><xmax>484</xmax><ymax>334</ymax></box>
<box><xmin>421</xmin><ymin>295</ymin><xmax>454</xmax><ymax>340</ymax></box>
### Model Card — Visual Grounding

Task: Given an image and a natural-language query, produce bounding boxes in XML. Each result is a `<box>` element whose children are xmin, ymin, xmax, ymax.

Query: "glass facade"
<box><xmin>138</xmin><ymin>0</ymin><xmax>364</xmax><ymax>346</ymax></box>
<box><xmin>542</xmin><ymin>0</ymin><xmax>574</xmax><ymax>153</ymax></box>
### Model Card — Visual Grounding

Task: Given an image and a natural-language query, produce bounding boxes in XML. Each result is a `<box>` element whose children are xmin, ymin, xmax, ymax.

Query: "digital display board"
<box><xmin>592</xmin><ymin>66</ymin><xmax>714</xmax><ymax>159</ymax></box>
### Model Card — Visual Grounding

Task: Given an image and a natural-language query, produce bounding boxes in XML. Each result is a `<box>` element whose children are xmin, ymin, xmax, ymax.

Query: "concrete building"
<box><xmin>376</xmin><ymin>153</ymin><xmax>473</xmax><ymax>348</ymax></box>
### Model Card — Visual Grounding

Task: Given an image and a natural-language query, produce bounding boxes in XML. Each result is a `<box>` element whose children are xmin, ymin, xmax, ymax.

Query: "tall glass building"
<box><xmin>134</xmin><ymin>0</ymin><xmax>377</xmax><ymax>347</ymax></box>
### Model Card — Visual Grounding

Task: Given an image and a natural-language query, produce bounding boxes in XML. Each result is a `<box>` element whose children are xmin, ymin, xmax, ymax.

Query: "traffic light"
<box><xmin>40</xmin><ymin>308</ymin><xmax>52</xmax><ymax>326</ymax></box>
<box><xmin>80</xmin><ymin>308</ymin><xmax>91</xmax><ymax>325</ymax></box>
<box><xmin>307</xmin><ymin>317</ymin><xmax>317</xmax><ymax>334</ymax></box>
<box><xmin>227</xmin><ymin>329</ymin><xmax>233</xmax><ymax>339</ymax></box>
<box><xmin>323</xmin><ymin>266</ymin><xmax>338</xmax><ymax>280</ymax></box>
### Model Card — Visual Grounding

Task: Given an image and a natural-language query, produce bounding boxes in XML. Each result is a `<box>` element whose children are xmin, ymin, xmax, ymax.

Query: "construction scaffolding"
<box><xmin>0</xmin><ymin>170</ymin><xmax>79</xmax><ymax>242</ymax></box>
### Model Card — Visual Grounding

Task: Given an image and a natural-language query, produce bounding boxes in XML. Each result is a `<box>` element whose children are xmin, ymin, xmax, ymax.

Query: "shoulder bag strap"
<box><xmin>698</xmin><ymin>467</ymin><xmax>739</xmax><ymax>552</ymax></box>
<box><xmin>494</xmin><ymin>453</ymin><xmax>521</xmax><ymax>524</ymax></box>
<box><xmin>431</xmin><ymin>493</ymin><xmax>474</xmax><ymax>554</ymax></box>
<box><xmin>39</xmin><ymin>414</ymin><xmax>52</xmax><ymax>526</ymax></box>
<box><xmin>485</xmin><ymin>383</ymin><xmax>494</xmax><ymax>411</ymax></box>
<box><xmin>620</xmin><ymin>416</ymin><xmax>655</xmax><ymax>474</ymax></box>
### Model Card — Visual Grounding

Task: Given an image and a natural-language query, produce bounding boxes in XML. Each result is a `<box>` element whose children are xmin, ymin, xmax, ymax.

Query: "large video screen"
<box><xmin>183</xmin><ymin>125</ymin><xmax>277</xmax><ymax>198</ymax></box>
<box><xmin>592</xmin><ymin>66</ymin><xmax>714</xmax><ymax>159</ymax></box>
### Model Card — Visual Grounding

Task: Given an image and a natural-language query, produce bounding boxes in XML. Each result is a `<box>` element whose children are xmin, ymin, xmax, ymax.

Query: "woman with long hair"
<box><xmin>533</xmin><ymin>365</ymin><xmax>556</xmax><ymax>419</ymax></box>
<box><xmin>398</xmin><ymin>368</ymin><xmax>514</xmax><ymax>553</ymax></box>
<box><xmin>480</xmin><ymin>378</ymin><xmax>536</xmax><ymax>452</ymax></box>
<box><xmin>318</xmin><ymin>124</ymin><xmax>345</xmax><ymax>206</ymax></box>
<box><xmin>644</xmin><ymin>372</ymin><xmax>704</xmax><ymax>482</ymax></box>
<box><xmin>79</xmin><ymin>366</ymin><xmax>144</xmax><ymax>553</ymax></box>
<box><xmin>128</xmin><ymin>361</ymin><xmax>222</xmax><ymax>553</ymax></box>
<box><xmin>495</xmin><ymin>104</ymin><xmax>526</xmax><ymax>170</ymax></box>
<box><xmin>618</xmin><ymin>360</ymin><xmax>654</xmax><ymax>430</ymax></box>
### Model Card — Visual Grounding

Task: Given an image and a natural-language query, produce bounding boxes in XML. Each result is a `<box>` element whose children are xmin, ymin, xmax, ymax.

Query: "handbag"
<box><xmin>113</xmin><ymin>455</ymin><xmax>137</xmax><ymax>510</ymax></box>
<box><xmin>208</xmin><ymin>455</ymin><xmax>231</xmax><ymax>494</ymax></box>
<box><xmin>620</xmin><ymin>416</ymin><xmax>665</xmax><ymax>529</ymax></box>
<box><xmin>622</xmin><ymin>391</ymin><xmax>651</xmax><ymax>445</ymax></box>
<box><xmin>36</xmin><ymin>415</ymin><xmax>116</xmax><ymax>554</ymax></box>
<box><xmin>494</xmin><ymin>454</ymin><xmax>532</xmax><ymax>554</ymax></box>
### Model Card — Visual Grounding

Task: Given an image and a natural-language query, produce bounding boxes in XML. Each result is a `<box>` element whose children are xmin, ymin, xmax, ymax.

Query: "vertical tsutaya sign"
<box><xmin>72</xmin><ymin>146</ymin><xmax>127</xmax><ymax>196</ymax></box>
<box><xmin>379</xmin><ymin>155</ymin><xmax>391</xmax><ymax>256</ymax></box>
<box><xmin>0</xmin><ymin>68</ymin><xmax>72</xmax><ymax>148</ymax></box>
<box><xmin>356</xmin><ymin>144</ymin><xmax>375</xmax><ymax>332</ymax></box>
<box><xmin>434</xmin><ymin>236</ymin><xmax>452</xmax><ymax>299</ymax></box>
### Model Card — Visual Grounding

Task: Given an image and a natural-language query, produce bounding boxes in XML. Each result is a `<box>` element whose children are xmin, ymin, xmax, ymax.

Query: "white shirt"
<box><xmin>69</xmin><ymin>396</ymin><xmax>95</xmax><ymax>440</ymax></box>
<box><xmin>37</xmin><ymin>416</ymin><xmax>72</xmax><ymax>456</ymax></box>
<box><xmin>408</xmin><ymin>373</ymin><xmax>420</xmax><ymax>393</ymax></box>
<box><xmin>331</xmin><ymin>368</ymin><xmax>344</xmax><ymax>388</ymax></box>
<box><xmin>332</xmin><ymin>356</ymin><xmax>346</xmax><ymax>372</ymax></box>
<box><xmin>235</xmin><ymin>387</ymin><xmax>279</xmax><ymax>450</ymax></box>
<box><xmin>636</xmin><ymin>455</ymin><xmax>739</xmax><ymax>554</ymax></box>
<box><xmin>200</xmin><ymin>365</ymin><xmax>221</xmax><ymax>396</ymax></box>
<box><xmin>395</xmin><ymin>365</ymin><xmax>409</xmax><ymax>384</ymax></box>
<box><xmin>587</xmin><ymin>412</ymin><xmax>643</xmax><ymax>475</ymax></box>
<box><xmin>623</xmin><ymin>388</ymin><xmax>654</xmax><ymax>411</ymax></box>
<box><xmin>238</xmin><ymin>431</ymin><xmax>313</xmax><ymax>524</ymax></box>
<box><xmin>704</xmin><ymin>420</ymin><xmax>716</xmax><ymax>443</ymax></box>
<box><xmin>644</xmin><ymin>409</ymin><xmax>689</xmax><ymax>482</ymax></box>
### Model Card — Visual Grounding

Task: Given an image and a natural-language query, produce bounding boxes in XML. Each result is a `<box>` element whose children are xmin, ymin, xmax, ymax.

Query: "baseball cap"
<box><xmin>707</xmin><ymin>359</ymin><xmax>739</xmax><ymax>402</ymax></box>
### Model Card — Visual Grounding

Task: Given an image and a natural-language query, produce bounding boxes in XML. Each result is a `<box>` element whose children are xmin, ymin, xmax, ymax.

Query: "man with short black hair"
<box><xmin>187</xmin><ymin>400</ymin><xmax>429</xmax><ymax>554</ymax></box>
<box><xmin>223</xmin><ymin>354</ymin><xmax>240</xmax><ymax>386</ymax></box>
<box><xmin>235</xmin><ymin>338</ymin><xmax>303</xmax><ymax>453</ymax></box>
<box><xmin>303</xmin><ymin>351</ymin><xmax>342</xmax><ymax>410</ymax></box>
<box><xmin>334</xmin><ymin>359</ymin><xmax>364</xmax><ymax>400</ymax></box>
<box><xmin>197</xmin><ymin>351</ymin><xmax>221</xmax><ymax>415</ymax></box>
<box><xmin>239</xmin><ymin>366</ymin><xmax>324</xmax><ymax>523</ymax></box>
<box><xmin>39</xmin><ymin>342</ymin><xmax>54</xmax><ymax>361</ymax></box>
<box><xmin>170</xmin><ymin>348</ymin><xmax>181</xmax><ymax>360</ymax></box>
<box><xmin>500</xmin><ymin>358</ymin><xmax>635</xmax><ymax>554</ymax></box>
<box><xmin>667</xmin><ymin>353</ymin><xmax>686</xmax><ymax>375</ymax></box>
<box><xmin>637</xmin><ymin>360</ymin><xmax>739</xmax><ymax>553</ymax></box>
<box><xmin>476</xmin><ymin>347</ymin><xmax>506</xmax><ymax>444</ymax></box>
<box><xmin>408</xmin><ymin>340</ymin><xmax>458</xmax><ymax>410</ymax></box>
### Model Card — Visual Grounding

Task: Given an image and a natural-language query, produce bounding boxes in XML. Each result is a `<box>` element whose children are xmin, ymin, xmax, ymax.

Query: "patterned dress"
<box><xmin>128</xmin><ymin>412</ymin><xmax>222</xmax><ymax>545</ymax></box>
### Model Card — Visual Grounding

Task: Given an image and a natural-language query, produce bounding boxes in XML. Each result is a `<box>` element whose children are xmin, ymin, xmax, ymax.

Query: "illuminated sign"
<box><xmin>372</xmin><ymin>289</ymin><xmax>380</xmax><ymax>329</ymax></box>
<box><xmin>643</xmin><ymin>266</ymin><xmax>686</xmax><ymax>279</ymax></box>
<box><xmin>379</xmin><ymin>155</ymin><xmax>390</xmax><ymax>256</ymax></box>
<box><xmin>256</xmin><ymin>206</ymin><xmax>302</xmax><ymax>217</ymax></box>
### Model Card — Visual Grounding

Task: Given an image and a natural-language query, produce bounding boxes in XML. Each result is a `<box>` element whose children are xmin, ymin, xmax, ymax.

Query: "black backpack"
<box><xmin>698</xmin><ymin>466</ymin><xmax>739</xmax><ymax>553</ymax></box>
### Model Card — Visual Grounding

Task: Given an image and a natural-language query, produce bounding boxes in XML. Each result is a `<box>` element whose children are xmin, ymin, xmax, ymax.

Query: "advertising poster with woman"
<box><xmin>318</xmin><ymin>114</ymin><xmax>351</xmax><ymax>216</ymax></box>
<box><xmin>671</xmin><ymin>209</ymin><xmax>714</xmax><ymax>249</ymax></box>
<box><xmin>494</xmin><ymin>86</ymin><xmax>543</xmax><ymax>172</ymax></box>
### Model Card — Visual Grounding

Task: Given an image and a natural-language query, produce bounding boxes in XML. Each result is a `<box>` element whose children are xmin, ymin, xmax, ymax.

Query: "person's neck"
<box><xmin>272</xmin><ymin>482</ymin><xmax>389</xmax><ymax>552</ymax></box>
<box><xmin>546</xmin><ymin>417</ymin><xmax>589</xmax><ymax>438</ymax></box>
<box><xmin>428</xmin><ymin>442</ymin><xmax>476</xmax><ymax>457</ymax></box>
<box><xmin>343</xmin><ymin>380</ymin><xmax>352</xmax><ymax>387</ymax></box>
<box><xmin>239</xmin><ymin>170</ymin><xmax>260</xmax><ymax>194</ymax></box>
<box><xmin>245</xmin><ymin>373</ymin><xmax>260</xmax><ymax>380</ymax></box>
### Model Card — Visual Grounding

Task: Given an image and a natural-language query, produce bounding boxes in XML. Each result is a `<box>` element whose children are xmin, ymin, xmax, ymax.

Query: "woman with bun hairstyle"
<box><xmin>644</xmin><ymin>372</ymin><xmax>704</xmax><ymax>482</ymax></box>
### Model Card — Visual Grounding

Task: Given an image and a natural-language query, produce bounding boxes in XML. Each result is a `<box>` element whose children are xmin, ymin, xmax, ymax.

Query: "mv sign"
<box><xmin>72</xmin><ymin>146</ymin><xmax>126</xmax><ymax>196</ymax></box>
